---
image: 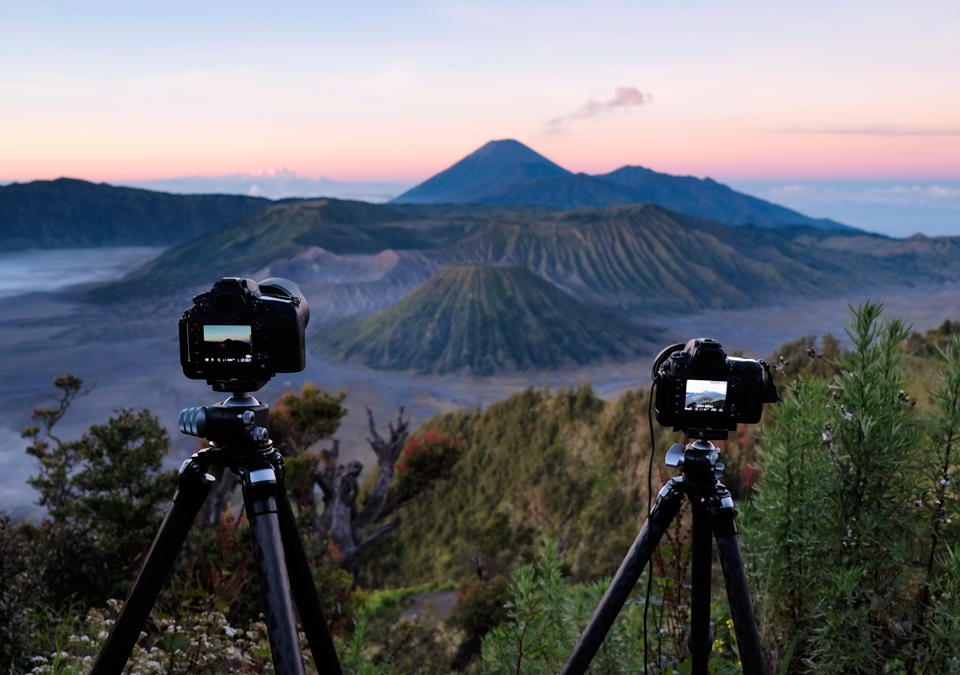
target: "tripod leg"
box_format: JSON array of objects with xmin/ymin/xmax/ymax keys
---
[
  {"xmin": 688, "ymin": 500, "xmax": 714, "ymax": 675},
  {"xmin": 560, "ymin": 478, "xmax": 685, "ymax": 675},
  {"xmin": 90, "ymin": 457, "xmax": 215, "ymax": 675},
  {"xmin": 708, "ymin": 489, "xmax": 768, "ymax": 675},
  {"xmin": 243, "ymin": 465, "xmax": 307, "ymax": 675},
  {"xmin": 275, "ymin": 476, "xmax": 344, "ymax": 675}
]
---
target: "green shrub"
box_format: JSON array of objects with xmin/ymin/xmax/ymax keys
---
[
  {"xmin": 744, "ymin": 302, "xmax": 960, "ymax": 674},
  {"xmin": 392, "ymin": 428, "xmax": 465, "ymax": 505},
  {"xmin": 480, "ymin": 541, "xmax": 744, "ymax": 675}
]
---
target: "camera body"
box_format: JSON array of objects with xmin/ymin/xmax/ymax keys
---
[
  {"xmin": 654, "ymin": 338, "xmax": 778, "ymax": 437},
  {"xmin": 179, "ymin": 277, "xmax": 309, "ymax": 387}
]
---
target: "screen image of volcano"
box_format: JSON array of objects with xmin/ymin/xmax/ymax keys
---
[
  {"xmin": 203, "ymin": 325, "xmax": 253, "ymax": 363},
  {"xmin": 685, "ymin": 379, "xmax": 727, "ymax": 412}
]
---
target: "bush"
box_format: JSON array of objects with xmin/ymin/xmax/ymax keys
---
[
  {"xmin": 392, "ymin": 428, "xmax": 464, "ymax": 504},
  {"xmin": 480, "ymin": 540, "xmax": 743, "ymax": 675},
  {"xmin": 744, "ymin": 302, "xmax": 960, "ymax": 674},
  {"xmin": 19, "ymin": 375, "xmax": 177, "ymax": 608}
]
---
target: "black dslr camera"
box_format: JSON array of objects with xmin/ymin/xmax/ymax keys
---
[
  {"xmin": 653, "ymin": 338, "xmax": 778, "ymax": 439},
  {"xmin": 179, "ymin": 277, "xmax": 309, "ymax": 391}
]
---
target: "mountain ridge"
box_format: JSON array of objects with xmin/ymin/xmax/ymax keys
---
[
  {"xmin": 392, "ymin": 139, "xmax": 855, "ymax": 231},
  {"xmin": 0, "ymin": 178, "xmax": 280, "ymax": 250},
  {"xmin": 84, "ymin": 200, "xmax": 960, "ymax": 320}
]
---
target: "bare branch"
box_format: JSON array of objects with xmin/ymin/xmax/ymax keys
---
[
  {"xmin": 557, "ymin": 503, "xmax": 576, "ymax": 555},
  {"xmin": 354, "ymin": 407, "xmax": 409, "ymax": 535},
  {"xmin": 353, "ymin": 517, "xmax": 401, "ymax": 559},
  {"xmin": 366, "ymin": 406, "xmax": 384, "ymax": 447}
]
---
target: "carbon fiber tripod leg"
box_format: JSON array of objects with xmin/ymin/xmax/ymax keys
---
[
  {"xmin": 243, "ymin": 465, "xmax": 307, "ymax": 675},
  {"xmin": 559, "ymin": 478, "xmax": 685, "ymax": 675},
  {"xmin": 688, "ymin": 500, "xmax": 714, "ymax": 675},
  {"xmin": 276, "ymin": 478, "xmax": 343, "ymax": 675},
  {"xmin": 708, "ymin": 489, "xmax": 768, "ymax": 675},
  {"xmin": 90, "ymin": 457, "xmax": 215, "ymax": 675}
]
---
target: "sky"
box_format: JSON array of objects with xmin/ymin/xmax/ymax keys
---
[
  {"xmin": 1, "ymin": 0, "xmax": 958, "ymax": 235},
  {"xmin": 203, "ymin": 325, "xmax": 252, "ymax": 344}
]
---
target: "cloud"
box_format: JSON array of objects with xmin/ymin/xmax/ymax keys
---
[
  {"xmin": 779, "ymin": 126, "xmax": 960, "ymax": 137},
  {"xmin": 768, "ymin": 184, "xmax": 960, "ymax": 209},
  {"xmin": 546, "ymin": 87, "xmax": 652, "ymax": 133}
]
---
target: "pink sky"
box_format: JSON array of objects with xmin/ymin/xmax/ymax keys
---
[{"xmin": 1, "ymin": 0, "xmax": 958, "ymax": 184}]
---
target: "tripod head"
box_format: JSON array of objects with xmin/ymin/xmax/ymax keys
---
[
  {"xmin": 665, "ymin": 439, "xmax": 725, "ymax": 486},
  {"xmin": 178, "ymin": 389, "xmax": 272, "ymax": 466}
]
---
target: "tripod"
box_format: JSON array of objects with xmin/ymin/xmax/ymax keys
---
[
  {"xmin": 560, "ymin": 437, "xmax": 767, "ymax": 675},
  {"xmin": 90, "ymin": 389, "xmax": 343, "ymax": 675}
]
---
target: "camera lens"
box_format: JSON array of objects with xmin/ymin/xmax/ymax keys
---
[{"xmin": 211, "ymin": 289, "xmax": 246, "ymax": 323}]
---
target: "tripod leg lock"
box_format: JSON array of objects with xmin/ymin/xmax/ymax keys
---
[
  {"xmin": 242, "ymin": 466, "xmax": 281, "ymax": 517},
  {"xmin": 687, "ymin": 634, "xmax": 714, "ymax": 659},
  {"xmin": 705, "ymin": 488, "xmax": 738, "ymax": 538},
  {"xmin": 172, "ymin": 455, "xmax": 216, "ymax": 513},
  {"xmin": 650, "ymin": 478, "xmax": 685, "ymax": 527}
]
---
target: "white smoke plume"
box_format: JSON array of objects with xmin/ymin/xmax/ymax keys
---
[{"xmin": 546, "ymin": 87, "xmax": 652, "ymax": 133}]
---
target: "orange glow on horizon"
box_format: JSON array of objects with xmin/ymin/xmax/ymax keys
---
[{"xmin": 2, "ymin": 128, "xmax": 958, "ymax": 184}]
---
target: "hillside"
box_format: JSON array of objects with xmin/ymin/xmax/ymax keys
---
[
  {"xmin": 316, "ymin": 265, "xmax": 659, "ymax": 375},
  {"xmin": 87, "ymin": 200, "xmax": 960, "ymax": 322},
  {"xmin": 0, "ymin": 178, "xmax": 275, "ymax": 249},
  {"xmin": 361, "ymin": 385, "xmax": 677, "ymax": 585},
  {"xmin": 429, "ymin": 205, "xmax": 880, "ymax": 312},
  {"xmin": 391, "ymin": 139, "xmax": 853, "ymax": 230},
  {"xmin": 82, "ymin": 199, "xmax": 513, "ymax": 301}
]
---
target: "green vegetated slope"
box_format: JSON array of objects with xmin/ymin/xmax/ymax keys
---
[
  {"xmin": 361, "ymin": 316, "xmax": 960, "ymax": 590},
  {"xmin": 86, "ymin": 198, "xmax": 960, "ymax": 315},
  {"xmin": 361, "ymin": 385, "xmax": 680, "ymax": 586},
  {"xmin": 83, "ymin": 199, "xmax": 537, "ymax": 301},
  {"xmin": 316, "ymin": 265, "xmax": 658, "ymax": 375},
  {"xmin": 0, "ymin": 178, "xmax": 274, "ymax": 249},
  {"xmin": 432, "ymin": 205, "xmax": 881, "ymax": 312}
]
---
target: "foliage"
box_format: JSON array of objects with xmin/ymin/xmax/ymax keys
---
[
  {"xmin": 903, "ymin": 319, "xmax": 960, "ymax": 359},
  {"xmin": 20, "ymin": 375, "xmax": 177, "ymax": 607},
  {"xmin": 346, "ymin": 606, "xmax": 459, "ymax": 675},
  {"xmin": 361, "ymin": 385, "xmax": 682, "ymax": 586},
  {"xmin": 0, "ymin": 516, "xmax": 42, "ymax": 672},
  {"xmin": 21, "ymin": 599, "xmax": 283, "ymax": 675},
  {"xmin": 480, "ymin": 540, "xmax": 744, "ymax": 675},
  {"xmin": 743, "ymin": 302, "xmax": 960, "ymax": 674},
  {"xmin": 392, "ymin": 428, "xmax": 465, "ymax": 504},
  {"xmin": 2, "ymin": 376, "xmax": 361, "ymax": 674},
  {"xmin": 449, "ymin": 575, "xmax": 511, "ymax": 639},
  {"xmin": 270, "ymin": 383, "xmax": 347, "ymax": 457},
  {"xmin": 769, "ymin": 333, "xmax": 846, "ymax": 382},
  {"xmin": 13, "ymin": 304, "xmax": 960, "ymax": 674}
]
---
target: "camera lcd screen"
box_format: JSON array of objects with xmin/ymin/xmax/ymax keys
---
[
  {"xmin": 684, "ymin": 379, "xmax": 727, "ymax": 413},
  {"xmin": 203, "ymin": 325, "xmax": 253, "ymax": 364}
]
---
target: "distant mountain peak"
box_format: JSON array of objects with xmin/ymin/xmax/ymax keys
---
[
  {"xmin": 390, "ymin": 140, "xmax": 570, "ymax": 205},
  {"xmin": 391, "ymin": 141, "xmax": 855, "ymax": 230},
  {"xmin": 467, "ymin": 139, "xmax": 565, "ymax": 166}
]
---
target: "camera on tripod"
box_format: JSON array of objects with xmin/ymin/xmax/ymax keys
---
[
  {"xmin": 653, "ymin": 337, "xmax": 779, "ymax": 439},
  {"xmin": 560, "ymin": 339, "xmax": 781, "ymax": 675},
  {"xmin": 178, "ymin": 277, "xmax": 309, "ymax": 391}
]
